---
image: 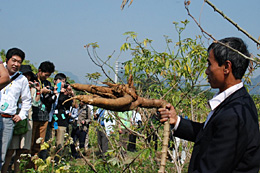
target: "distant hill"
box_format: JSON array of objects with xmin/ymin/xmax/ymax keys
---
[
  {"xmin": 249, "ymin": 75, "xmax": 260, "ymax": 95},
  {"xmin": 60, "ymin": 71, "xmax": 81, "ymax": 83}
]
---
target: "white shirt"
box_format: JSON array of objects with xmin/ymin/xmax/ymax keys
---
[
  {"xmin": 132, "ymin": 110, "xmax": 142, "ymax": 123},
  {"xmin": 174, "ymin": 82, "xmax": 244, "ymax": 130},
  {"xmin": 0, "ymin": 72, "xmax": 32, "ymax": 120},
  {"xmin": 70, "ymin": 107, "xmax": 79, "ymax": 120},
  {"xmin": 102, "ymin": 110, "xmax": 115, "ymax": 136}
]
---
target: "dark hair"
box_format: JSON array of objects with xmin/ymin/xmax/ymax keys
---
[
  {"xmin": 208, "ymin": 37, "xmax": 250, "ymax": 79},
  {"xmin": 54, "ymin": 73, "xmax": 66, "ymax": 81},
  {"xmin": 6, "ymin": 48, "xmax": 25, "ymax": 62},
  {"xmin": 38, "ymin": 61, "xmax": 55, "ymax": 73},
  {"xmin": 20, "ymin": 65, "xmax": 36, "ymax": 81}
]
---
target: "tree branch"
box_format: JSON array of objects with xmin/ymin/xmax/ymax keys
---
[
  {"xmin": 204, "ymin": 0, "xmax": 260, "ymax": 46},
  {"xmin": 184, "ymin": 0, "xmax": 260, "ymax": 64}
]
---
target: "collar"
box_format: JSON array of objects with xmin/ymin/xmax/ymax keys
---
[
  {"xmin": 208, "ymin": 82, "xmax": 243, "ymax": 110},
  {"xmin": 10, "ymin": 71, "xmax": 19, "ymax": 79}
]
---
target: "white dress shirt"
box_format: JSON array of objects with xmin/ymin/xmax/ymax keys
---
[
  {"xmin": 174, "ymin": 82, "xmax": 244, "ymax": 130},
  {"xmin": 0, "ymin": 72, "xmax": 32, "ymax": 120}
]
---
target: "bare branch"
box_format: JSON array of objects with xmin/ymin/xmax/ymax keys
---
[
  {"xmin": 205, "ymin": 0, "xmax": 260, "ymax": 46},
  {"xmin": 121, "ymin": 0, "xmax": 134, "ymax": 10},
  {"xmin": 184, "ymin": 0, "xmax": 260, "ymax": 64}
]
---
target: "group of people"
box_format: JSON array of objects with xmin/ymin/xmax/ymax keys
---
[
  {"xmin": 0, "ymin": 47, "xmax": 80, "ymax": 172},
  {"xmin": 0, "ymin": 36, "xmax": 259, "ymax": 173},
  {"xmin": 0, "ymin": 49, "xmax": 142, "ymax": 172}
]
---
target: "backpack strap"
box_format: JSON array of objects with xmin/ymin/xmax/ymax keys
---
[{"xmin": 11, "ymin": 72, "xmax": 21, "ymax": 82}]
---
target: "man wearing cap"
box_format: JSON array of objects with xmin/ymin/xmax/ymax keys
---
[{"xmin": 0, "ymin": 48, "xmax": 32, "ymax": 169}]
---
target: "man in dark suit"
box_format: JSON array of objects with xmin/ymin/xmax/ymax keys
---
[{"xmin": 159, "ymin": 37, "xmax": 260, "ymax": 172}]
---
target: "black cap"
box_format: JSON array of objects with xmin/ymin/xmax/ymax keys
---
[{"xmin": 20, "ymin": 65, "xmax": 36, "ymax": 81}]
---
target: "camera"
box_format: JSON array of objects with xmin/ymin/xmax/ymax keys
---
[
  {"xmin": 49, "ymin": 86, "xmax": 54, "ymax": 91},
  {"xmin": 44, "ymin": 86, "xmax": 55, "ymax": 98},
  {"xmin": 30, "ymin": 83, "xmax": 37, "ymax": 87},
  {"xmin": 64, "ymin": 82, "xmax": 69, "ymax": 89}
]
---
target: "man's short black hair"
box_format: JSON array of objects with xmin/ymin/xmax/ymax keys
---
[
  {"xmin": 54, "ymin": 73, "xmax": 66, "ymax": 81},
  {"xmin": 38, "ymin": 61, "xmax": 55, "ymax": 73},
  {"xmin": 208, "ymin": 37, "xmax": 250, "ymax": 79},
  {"xmin": 6, "ymin": 48, "xmax": 25, "ymax": 62}
]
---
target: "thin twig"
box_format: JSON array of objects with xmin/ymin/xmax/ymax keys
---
[
  {"xmin": 184, "ymin": 0, "xmax": 260, "ymax": 64},
  {"xmin": 122, "ymin": 149, "xmax": 145, "ymax": 173},
  {"xmin": 85, "ymin": 46, "xmax": 116, "ymax": 83},
  {"xmin": 205, "ymin": 0, "xmax": 260, "ymax": 46},
  {"xmin": 78, "ymin": 149, "xmax": 98, "ymax": 173}
]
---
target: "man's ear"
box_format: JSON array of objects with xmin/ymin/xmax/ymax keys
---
[{"xmin": 224, "ymin": 60, "xmax": 232, "ymax": 75}]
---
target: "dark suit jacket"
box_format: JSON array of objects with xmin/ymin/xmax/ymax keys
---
[{"xmin": 174, "ymin": 87, "xmax": 260, "ymax": 173}]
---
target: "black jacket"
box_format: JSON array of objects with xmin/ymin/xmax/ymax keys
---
[
  {"xmin": 53, "ymin": 93, "xmax": 72, "ymax": 127},
  {"xmin": 174, "ymin": 87, "xmax": 260, "ymax": 173}
]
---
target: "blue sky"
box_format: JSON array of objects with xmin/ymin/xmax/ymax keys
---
[{"xmin": 0, "ymin": 0, "xmax": 259, "ymax": 83}]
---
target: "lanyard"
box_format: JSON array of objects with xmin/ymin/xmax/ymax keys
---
[
  {"xmin": 3, "ymin": 72, "xmax": 21, "ymax": 95},
  {"xmin": 38, "ymin": 79, "xmax": 45, "ymax": 90},
  {"xmin": 3, "ymin": 81, "xmax": 13, "ymax": 95}
]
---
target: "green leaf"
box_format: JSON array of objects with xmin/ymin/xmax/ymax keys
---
[{"xmin": 165, "ymin": 59, "xmax": 170, "ymax": 69}]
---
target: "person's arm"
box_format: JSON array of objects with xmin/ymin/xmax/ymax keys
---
[
  {"xmin": 34, "ymin": 81, "xmax": 41, "ymax": 102},
  {"xmin": 0, "ymin": 62, "xmax": 10, "ymax": 90},
  {"xmin": 86, "ymin": 105, "xmax": 91, "ymax": 124},
  {"xmin": 29, "ymin": 81, "xmax": 41, "ymax": 102},
  {"xmin": 13, "ymin": 78, "xmax": 32, "ymax": 122},
  {"xmin": 158, "ymin": 103, "xmax": 202, "ymax": 142}
]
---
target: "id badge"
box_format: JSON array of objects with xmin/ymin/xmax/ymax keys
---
[
  {"xmin": 41, "ymin": 104, "xmax": 46, "ymax": 111},
  {"xmin": 1, "ymin": 102, "xmax": 9, "ymax": 111},
  {"xmin": 61, "ymin": 114, "xmax": 66, "ymax": 120},
  {"xmin": 54, "ymin": 122, "xmax": 58, "ymax": 130},
  {"xmin": 53, "ymin": 114, "xmax": 58, "ymax": 121}
]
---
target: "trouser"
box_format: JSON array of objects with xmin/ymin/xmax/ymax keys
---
[
  {"xmin": 31, "ymin": 121, "xmax": 48, "ymax": 156},
  {"xmin": 0, "ymin": 117, "xmax": 14, "ymax": 168},
  {"xmin": 127, "ymin": 133, "xmax": 137, "ymax": 152},
  {"xmin": 52, "ymin": 126, "xmax": 67, "ymax": 153},
  {"xmin": 119, "ymin": 129, "xmax": 129, "ymax": 151},
  {"xmin": 2, "ymin": 149, "xmax": 30, "ymax": 173},
  {"xmin": 70, "ymin": 127, "xmax": 87, "ymax": 158},
  {"xmin": 39, "ymin": 122, "xmax": 53, "ymax": 160},
  {"xmin": 97, "ymin": 128, "xmax": 108, "ymax": 155}
]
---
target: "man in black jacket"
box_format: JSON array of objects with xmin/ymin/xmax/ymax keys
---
[
  {"xmin": 159, "ymin": 37, "xmax": 260, "ymax": 172},
  {"xmin": 50, "ymin": 73, "xmax": 73, "ymax": 153},
  {"xmin": 31, "ymin": 61, "xmax": 55, "ymax": 157}
]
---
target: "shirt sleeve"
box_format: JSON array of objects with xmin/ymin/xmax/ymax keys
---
[
  {"xmin": 171, "ymin": 116, "xmax": 181, "ymax": 131},
  {"xmin": 31, "ymin": 88, "xmax": 41, "ymax": 107},
  {"xmin": 18, "ymin": 78, "xmax": 32, "ymax": 120}
]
